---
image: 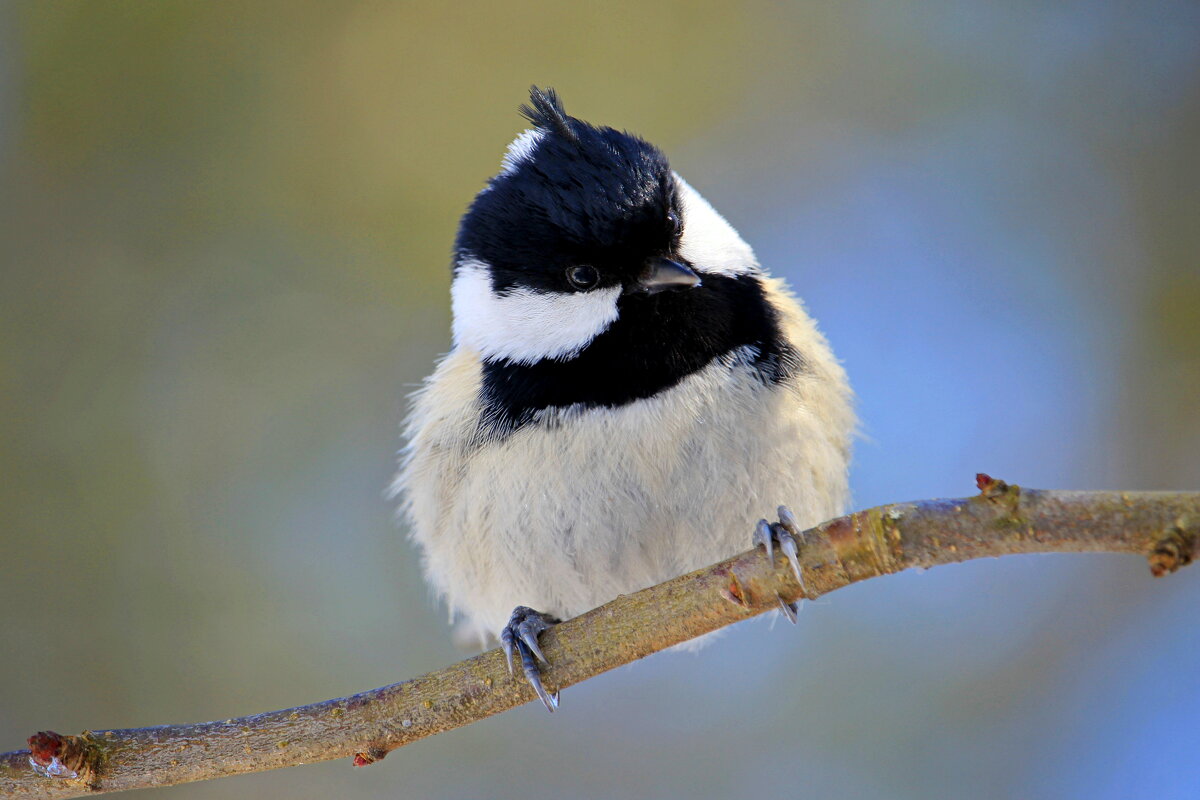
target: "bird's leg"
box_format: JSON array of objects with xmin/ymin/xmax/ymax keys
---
[
  {"xmin": 752, "ymin": 505, "xmax": 808, "ymax": 623},
  {"xmin": 499, "ymin": 605, "xmax": 561, "ymax": 711}
]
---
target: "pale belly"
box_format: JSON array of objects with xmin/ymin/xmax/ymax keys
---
[{"xmin": 412, "ymin": 357, "xmax": 850, "ymax": 639}]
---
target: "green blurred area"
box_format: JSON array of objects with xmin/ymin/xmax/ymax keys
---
[
  {"xmin": 0, "ymin": 0, "xmax": 767, "ymax": 783},
  {"xmin": 2, "ymin": 2, "xmax": 1198, "ymax": 799}
]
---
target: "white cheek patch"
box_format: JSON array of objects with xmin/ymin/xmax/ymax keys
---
[
  {"xmin": 451, "ymin": 259, "xmax": 621, "ymax": 365},
  {"xmin": 499, "ymin": 129, "xmax": 545, "ymax": 175},
  {"xmin": 674, "ymin": 173, "xmax": 759, "ymax": 277}
]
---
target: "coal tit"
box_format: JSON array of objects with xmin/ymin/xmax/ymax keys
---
[{"xmin": 396, "ymin": 88, "xmax": 853, "ymax": 709}]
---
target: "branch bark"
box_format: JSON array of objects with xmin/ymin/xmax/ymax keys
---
[{"xmin": 3, "ymin": 477, "xmax": 1197, "ymax": 798}]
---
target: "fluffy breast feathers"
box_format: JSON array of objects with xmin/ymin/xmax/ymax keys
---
[{"xmin": 396, "ymin": 277, "xmax": 853, "ymax": 639}]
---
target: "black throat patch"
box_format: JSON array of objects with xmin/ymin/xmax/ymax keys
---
[{"xmin": 478, "ymin": 274, "xmax": 801, "ymax": 438}]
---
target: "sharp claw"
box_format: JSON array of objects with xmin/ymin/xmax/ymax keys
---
[
  {"xmin": 757, "ymin": 510, "xmax": 808, "ymax": 629},
  {"xmin": 532, "ymin": 677, "xmax": 557, "ymax": 712},
  {"xmin": 520, "ymin": 627, "xmax": 548, "ymax": 664},
  {"xmin": 520, "ymin": 643, "xmax": 557, "ymax": 712},
  {"xmin": 516, "ymin": 613, "xmax": 551, "ymax": 663},
  {"xmin": 754, "ymin": 518, "xmax": 774, "ymax": 562},
  {"xmin": 779, "ymin": 506, "xmax": 808, "ymax": 546},
  {"xmin": 775, "ymin": 524, "xmax": 806, "ymax": 591},
  {"xmin": 500, "ymin": 632, "xmax": 516, "ymax": 675},
  {"xmin": 777, "ymin": 593, "xmax": 799, "ymax": 624},
  {"xmin": 528, "ymin": 679, "xmax": 557, "ymax": 712},
  {"xmin": 501, "ymin": 607, "xmax": 559, "ymax": 711}
]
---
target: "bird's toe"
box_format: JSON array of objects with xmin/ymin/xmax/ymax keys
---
[{"xmin": 499, "ymin": 606, "xmax": 561, "ymax": 711}]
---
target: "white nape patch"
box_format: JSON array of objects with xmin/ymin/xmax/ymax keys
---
[
  {"xmin": 674, "ymin": 173, "xmax": 759, "ymax": 277},
  {"xmin": 499, "ymin": 129, "xmax": 545, "ymax": 175},
  {"xmin": 451, "ymin": 259, "xmax": 621, "ymax": 365}
]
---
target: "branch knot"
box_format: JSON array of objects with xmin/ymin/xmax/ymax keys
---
[
  {"xmin": 1149, "ymin": 515, "xmax": 1197, "ymax": 577},
  {"xmin": 27, "ymin": 731, "xmax": 104, "ymax": 788}
]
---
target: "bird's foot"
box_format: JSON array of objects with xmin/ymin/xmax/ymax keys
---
[
  {"xmin": 499, "ymin": 605, "xmax": 561, "ymax": 712},
  {"xmin": 753, "ymin": 505, "xmax": 808, "ymax": 624}
]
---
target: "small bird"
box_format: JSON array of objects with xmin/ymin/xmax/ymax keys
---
[{"xmin": 396, "ymin": 87, "xmax": 853, "ymax": 710}]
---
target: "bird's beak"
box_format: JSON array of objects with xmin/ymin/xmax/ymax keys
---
[{"xmin": 633, "ymin": 257, "xmax": 702, "ymax": 294}]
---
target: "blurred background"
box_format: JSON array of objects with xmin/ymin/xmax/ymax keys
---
[{"xmin": 2, "ymin": 2, "xmax": 1198, "ymax": 798}]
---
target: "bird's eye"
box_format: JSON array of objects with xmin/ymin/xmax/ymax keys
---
[
  {"xmin": 565, "ymin": 264, "xmax": 600, "ymax": 291},
  {"xmin": 667, "ymin": 210, "xmax": 683, "ymax": 238}
]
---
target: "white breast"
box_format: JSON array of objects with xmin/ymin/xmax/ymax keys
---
[{"xmin": 400, "ymin": 277, "xmax": 854, "ymax": 643}]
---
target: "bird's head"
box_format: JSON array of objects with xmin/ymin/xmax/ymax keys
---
[{"xmin": 451, "ymin": 87, "xmax": 759, "ymax": 367}]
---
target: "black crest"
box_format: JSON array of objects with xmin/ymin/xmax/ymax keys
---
[
  {"xmin": 518, "ymin": 86, "xmax": 578, "ymax": 143},
  {"xmin": 457, "ymin": 87, "xmax": 677, "ymax": 295},
  {"xmin": 458, "ymin": 88, "xmax": 799, "ymax": 438}
]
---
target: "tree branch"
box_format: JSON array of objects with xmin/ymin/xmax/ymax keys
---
[{"xmin": 3, "ymin": 477, "xmax": 1197, "ymax": 798}]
